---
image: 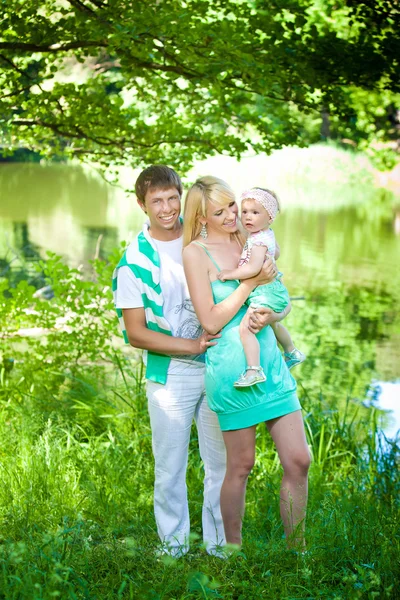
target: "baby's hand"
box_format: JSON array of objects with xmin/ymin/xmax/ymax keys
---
[{"xmin": 217, "ymin": 270, "xmax": 230, "ymax": 282}]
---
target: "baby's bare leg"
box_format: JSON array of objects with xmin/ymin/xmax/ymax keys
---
[
  {"xmin": 239, "ymin": 308, "xmax": 261, "ymax": 377},
  {"xmin": 271, "ymin": 322, "xmax": 295, "ymax": 354}
]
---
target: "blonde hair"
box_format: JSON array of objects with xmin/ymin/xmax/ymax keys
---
[{"xmin": 183, "ymin": 176, "xmax": 245, "ymax": 247}]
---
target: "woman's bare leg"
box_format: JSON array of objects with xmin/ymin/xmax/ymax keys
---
[
  {"xmin": 271, "ymin": 321, "xmax": 295, "ymax": 353},
  {"xmin": 239, "ymin": 308, "xmax": 261, "ymax": 379},
  {"xmin": 220, "ymin": 426, "xmax": 256, "ymax": 545},
  {"xmin": 266, "ymin": 411, "xmax": 311, "ymax": 549}
]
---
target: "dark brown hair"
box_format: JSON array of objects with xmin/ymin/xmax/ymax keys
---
[{"xmin": 135, "ymin": 165, "xmax": 183, "ymax": 204}]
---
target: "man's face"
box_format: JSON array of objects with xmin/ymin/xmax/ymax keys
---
[{"xmin": 140, "ymin": 187, "xmax": 182, "ymax": 239}]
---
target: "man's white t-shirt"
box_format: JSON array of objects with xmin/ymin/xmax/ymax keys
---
[{"xmin": 116, "ymin": 235, "xmax": 204, "ymax": 375}]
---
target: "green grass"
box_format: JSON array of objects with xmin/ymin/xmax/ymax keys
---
[{"xmin": 0, "ymin": 362, "xmax": 398, "ymax": 600}]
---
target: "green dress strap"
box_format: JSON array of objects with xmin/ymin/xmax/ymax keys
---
[{"xmin": 192, "ymin": 241, "xmax": 221, "ymax": 272}]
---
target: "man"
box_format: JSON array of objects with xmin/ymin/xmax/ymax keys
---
[{"xmin": 113, "ymin": 165, "xmax": 283, "ymax": 557}]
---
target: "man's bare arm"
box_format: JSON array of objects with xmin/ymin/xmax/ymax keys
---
[{"xmin": 122, "ymin": 307, "xmax": 219, "ymax": 354}]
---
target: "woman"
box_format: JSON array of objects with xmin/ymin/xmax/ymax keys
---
[{"xmin": 182, "ymin": 176, "xmax": 310, "ymax": 549}]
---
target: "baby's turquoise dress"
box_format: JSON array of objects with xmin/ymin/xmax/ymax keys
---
[{"xmin": 198, "ymin": 245, "xmax": 301, "ymax": 431}]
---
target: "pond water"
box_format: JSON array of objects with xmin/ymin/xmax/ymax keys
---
[{"xmin": 1, "ymin": 146, "xmax": 399, "ymax": 437}]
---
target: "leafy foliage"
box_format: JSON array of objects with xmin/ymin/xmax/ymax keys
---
[
  {"xmin": 0, "ymin": 249, "xmax": 132, "ymax": 419},
  {"xmin": 0, "ymin": 0, "xmax": 399, "ymax": 172}
]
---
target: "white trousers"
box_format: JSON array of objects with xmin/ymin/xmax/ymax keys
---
[{"xmin": 146, "ymin": 368, "xmax": 226, "ymax": 556}]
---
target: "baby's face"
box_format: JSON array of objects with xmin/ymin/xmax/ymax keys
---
[{"xmin": 241, "ymin": 199, "xmax": 271, "ymax": 233}]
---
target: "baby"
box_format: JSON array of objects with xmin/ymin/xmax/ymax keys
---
[{"xmin": 217, "ymin": 187, "xmax": 306, "ymax": 387}]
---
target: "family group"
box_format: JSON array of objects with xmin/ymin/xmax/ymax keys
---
[{"xmin": 113, "ymin": 165, "xmax": 310, "ymax": 557}]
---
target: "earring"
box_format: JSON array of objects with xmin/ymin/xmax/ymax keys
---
[{"xmin": 200, "ymin": 223, "xmax": 208, "ymax": 239}]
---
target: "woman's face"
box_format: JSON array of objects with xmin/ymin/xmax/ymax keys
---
[{"xmin": 205, "ymin": 200, "xmax": 239, "ymax": 235}]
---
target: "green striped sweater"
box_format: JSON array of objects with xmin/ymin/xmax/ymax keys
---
[{"xmin": 112, "ymin": 223, "xmax": 172, "ymax": 384}]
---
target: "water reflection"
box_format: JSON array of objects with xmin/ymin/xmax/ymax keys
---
[
  {"xmin": 0, "ymin": 163, "xmax": 109, "ymax": 222},
  {"xmin": 0, "ymin": 163, "xmax": 144, "ymax": 265},
  {"xmin": 273, "ymin": 205, "xmax": 400, "ymax": 294},
  {"xmin": 394, "ymin": 209, "xmax": 400, "ymax": 235},
  {"xmin": 12, "ymin": 223, "xmax": 40, "ymax": 259},
  {"xmin": 83, "ymin": 226, "xmax": 119, "ymax": 261},
  {"xmin": 368, "ymin": 381, "xmax": 400, "ymax": 440},
  {"xmin": 0, "ymin": 222, "xmax": 45, "ymax": 290}
]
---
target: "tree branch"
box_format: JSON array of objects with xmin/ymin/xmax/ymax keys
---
[
  {"xmin": 12, "ymin": 119, "xmax": 123, "ymax": 147},
  {"xmin": 66, "ymin": 0, "xmax": 96, "ymax": 15},
  {"xmin": 0, "ymin": 85, "xmax": 32, "ymax": 99},
  {"xmin": 87, "ymin": 0, "xmax": 107, "ymax": 8},
  {"xmin": 0, "ymin": 41, "xmax": 107, "ymax": 53},
  {"xmin": 11, "ymin": 119, "xmax": 222, "ymax": 152},
  {"xmin": 0, "ymin": 54, "xmax": 34, "ymax": 80}
]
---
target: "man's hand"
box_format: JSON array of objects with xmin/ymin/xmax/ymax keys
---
[
  {"xmin": 196, "ymin": 331, "xmax": 221, "ymax": 353},
  {"xmin": 248, "ymin": 303, "xmax": 292, "ymax": 333}
]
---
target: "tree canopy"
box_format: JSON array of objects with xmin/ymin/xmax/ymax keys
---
[{"xmin": 0, "ymin": 0, "xmax": 399, "ymax": 173}]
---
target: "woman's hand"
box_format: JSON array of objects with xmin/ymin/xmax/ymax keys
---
[
  {"xmin": 248, "ymin": 302, "xmax": 292, "ymax": 333},
  {"xmin": 242, "ymin": 257, "xmax": 277, "ymax": 291}
]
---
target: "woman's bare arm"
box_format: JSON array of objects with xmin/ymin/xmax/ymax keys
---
[
  {"xmin": 183, "ymin": 243, "xmax": 273, "ymax": 334},
  {"xmin": 217, "ymin": 245, "xmax": 267, "ymax": 281}
]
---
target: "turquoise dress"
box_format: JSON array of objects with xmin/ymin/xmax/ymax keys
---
[{"xmin": 197, "ymin": 244, "xmax": 301, "ymax": 431}]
